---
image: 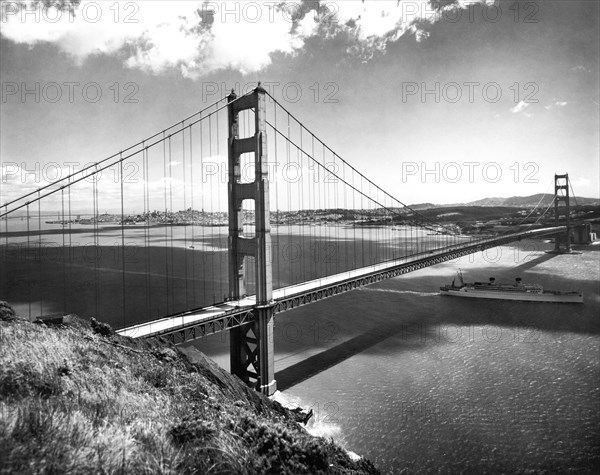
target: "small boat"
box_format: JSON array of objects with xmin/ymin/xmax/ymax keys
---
[{"xmin": 440, "ymin": 270, "xmax": 583, "ymax": 303}]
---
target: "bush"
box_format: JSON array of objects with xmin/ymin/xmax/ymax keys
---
[
  {"xmin": 1, "ymin": 315, "xmax": 379, "ymax": 474},
  {"xmin": 171, "ymin": 416, "xmax": 217, "ymax": 444},
  {"xmin": 0, "ymin": 362, "xmax": 61, "ymax": 399},
  {"xmin": 90, "ymin": 317, "xmax": 113, "ymax": 337},
  {"xmin": 0, "ymin": 301, "xmax": 16, "ymax": 322}
]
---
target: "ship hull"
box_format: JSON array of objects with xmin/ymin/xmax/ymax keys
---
[{"xmin": 440, "ymin": 288, "xmax": 583, "ymax": 303}]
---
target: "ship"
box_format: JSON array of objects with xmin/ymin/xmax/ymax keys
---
[{"xmin": 440, "ymin": 270, "xmax": 583, "ymax": 303}]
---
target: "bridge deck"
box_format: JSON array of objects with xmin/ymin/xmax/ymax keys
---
[{"xmin": 117, "ymin": 226, "xmax": 565, "ymax": 341}]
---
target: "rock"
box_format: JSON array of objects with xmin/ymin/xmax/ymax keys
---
[
  {"xmin": 0, "ymin": 301, "xmax": 16, "ymax": 321},
  {"xmin": 153, "ymin": 347, "xmax": 178, "ymax": 362},
  {"xmin": 34, "ymin": 315, "xmax": 64, "ymax": 326},
  {"xmin": 290, "ymin": 406, "xmax": 314, "ymax": 425}
]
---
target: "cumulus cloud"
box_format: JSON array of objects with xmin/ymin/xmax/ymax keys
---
[
  {"xmin": 544, "ymin": 100, "xmax": 568, "ymax": 110},
  {"xmin": 1, "ymin": 1, "xmax": 213, "ymax": 75},
  {"xmin": 1, "ymin": 162, "xmax": 73, "ymax": 207},
  {"xmin": 510, "ymin": 101, "xmax": 529, "ymax": 114},
  {"xmin": 0, "ymin": 1, "xmax": 489, "ymax": 77}
]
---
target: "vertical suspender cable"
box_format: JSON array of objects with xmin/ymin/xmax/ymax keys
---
[
  {"xmin": 200, "ymin": 120, "xmax": 206, "ymax": 305},
  {"xmin": 37, "ymin": 193, "xmax": 42, "ymax": 316},
  {"xmin": 274, "ymin": 101, "xmax": 280, "ymax": 288},
  {"xmin": 93, "ymin": 166, "xmax": 98, "ymax": 318},
  {"xmin": 27, "ymin": 204, "xmax": 31, "ymax": 319},
  {"xmin": 208, "ymin": 113, "xmax": 215, "ymax": 303},
  {"xmin": 61, "ymin": 188, "xmax": 66, "ymax": 314},
  {"xmin": 190, "ymin": 125, "xmax": 196, "ymax": 307},
  {"xmin": 168, "ymin": 136, "xmax": 174, "ymax": 312},
  {"xmin": 120, "ymin": 155, "xmax": 126, "ymax": 326},
  {"xmin": 68, "ymin": 175, "xmax": 72, "ymax": 308},
  {"xmin": 143, "ymin": 144, "xmax": 151, "ymax": 319},
  {"xmin": 163, "ymin": 133, "xmax": 169, "ymax": 314},
  {"xmin": 182, "ymin": 123, "xmax": 189, "ymax": 307}
]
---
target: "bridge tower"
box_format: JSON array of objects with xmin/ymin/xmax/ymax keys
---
[
  {"xmin": 554, "ymin": 173, "xmax": 571, "ymax": 253},
  {"xmin": 227, "ymin": 84, "xmax": 276, "ymax": 395}
]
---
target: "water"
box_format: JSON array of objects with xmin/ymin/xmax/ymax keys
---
[
  {"xmin": 3, "ymin": 220, "xmax": 599, "ymax": 471},
  {"xmin": 0, "ymin": 221, "xmax": 456, "ymax": 325},
  {"xmin": 192, "ymin": 240, "xmax": 600, "ymax": 473}
]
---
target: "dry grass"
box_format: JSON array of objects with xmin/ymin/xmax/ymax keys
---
[{"xmin": 0, "ymin": 309, "xmax": 379, "ymax": 474}]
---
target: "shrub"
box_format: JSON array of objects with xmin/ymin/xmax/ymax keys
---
[
  {"xmin": 90, "ymin": 318, "xmax": 113, "ymax": 337},
  {"xmin": 0, "ymin": 301, "xmax": 16, "ymax": 322},
  {"xmin": 171, "ymin": 416, "xmax": 217, "ymax": 444},
  {"xmin": 0, "ymin": 362, "xmax": 61, "ymax": 399}
]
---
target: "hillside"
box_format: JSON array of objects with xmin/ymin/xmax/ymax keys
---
[
  {"xmin": 467, "ymin": 194, "xmax": 599, "ymax": 208},
  {"xmin": 409, "ymin": 194, "xmax": 599, "ymax": 209},
  {"xmin": 0, "ymin": 302, "xmax": 379, "ymax": 474}
]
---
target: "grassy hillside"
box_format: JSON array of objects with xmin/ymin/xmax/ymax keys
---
[{"xmin": 0, "ymin": 302, "xmax": 378, "ymax": 474}]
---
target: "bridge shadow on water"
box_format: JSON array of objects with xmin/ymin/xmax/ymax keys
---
[
  {"xmin": 509, "ymin": 250, "xmax": 559, "ymax": 273},
  {"xmin": 276, "ymin": 318, "xmax": 423, "ymax": 391},
  {"xmin": 275, "ymin": 247, "xmax": 600, "ymax": 390}
]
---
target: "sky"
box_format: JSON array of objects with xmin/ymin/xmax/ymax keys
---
[{"xmin": 1, "ymin": 0, "xmax": 599, "ymax": 212}]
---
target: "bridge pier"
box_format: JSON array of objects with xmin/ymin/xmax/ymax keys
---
[
  {"xmin": 553, "ymin": 173, "xmax": 572, "ymax": 253},
  {"xmin": 227, "ymin": 84, "xmax": 276, "ymax": 395},
  {"xmin": 229, "ymin": 305, "xmax": 276, "ymax": 394}
]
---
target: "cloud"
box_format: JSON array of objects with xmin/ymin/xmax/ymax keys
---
[
  {"xmin": 0, "ymin": 1, "xmax": 489, "ymax": 77},
  {"xmin": 1, "ymin": 1, "xmax": 212, "ymax": 74},
  {"xmin": 1, "ymin": 162, "xmax": 81, "ymax": 208},
  {"xmin": 571, "ymin": 65, "xmax": 588, "ymax": 73},
  {"xmin": 568, "ymin": 177, "xmax": 597, "ymax": 198},
  {"xmin": 544, "ymin": 100, "xmax": 568, "ymax": 110},
  {"xmin": 571, "ymin": 177, "xmax": 590, "ymax": 188},
  {"xmin": 510, "ymin": 101, "xmax": 529, "ymax": 114}
]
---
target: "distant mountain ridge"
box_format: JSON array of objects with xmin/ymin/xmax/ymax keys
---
[{"xmin": 411, "ymin": 194, "xmax": 599, "ymax": 209}]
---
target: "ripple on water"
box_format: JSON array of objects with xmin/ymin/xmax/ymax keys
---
[{"xmin": 283, "ymin": 245, "xmax": 600, "ymax": 473}]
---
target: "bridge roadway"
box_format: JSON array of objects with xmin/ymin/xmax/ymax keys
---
[{"xmin": 117, "ymin": 226, "xmax": 566, "ymax": 343}]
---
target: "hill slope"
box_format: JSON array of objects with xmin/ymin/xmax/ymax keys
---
[
  {"xmin": 0, "ymin": 303, "xmax": 378, "ymax": 474},
  {"xmin": 467, "ymin": 194, "xmax": 599, "ymax": 208},
  {"xmin": 410, "ymin": 194, "xmax": 599, "ymax": 209}
]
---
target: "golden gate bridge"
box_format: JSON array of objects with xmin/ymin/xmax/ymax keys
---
[{"xmin": 0, "ymin": 83, "xmax": 572, "ymax": 395}]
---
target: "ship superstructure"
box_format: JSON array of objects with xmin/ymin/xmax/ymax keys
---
[{"xmin": 440, "ymin": 270, "xmax": 583, "ymax": 303}]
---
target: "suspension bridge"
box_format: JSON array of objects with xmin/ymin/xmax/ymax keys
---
[{"xmin": 0, "ymin": 84, "xmax": 573, "ymax": 395}]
